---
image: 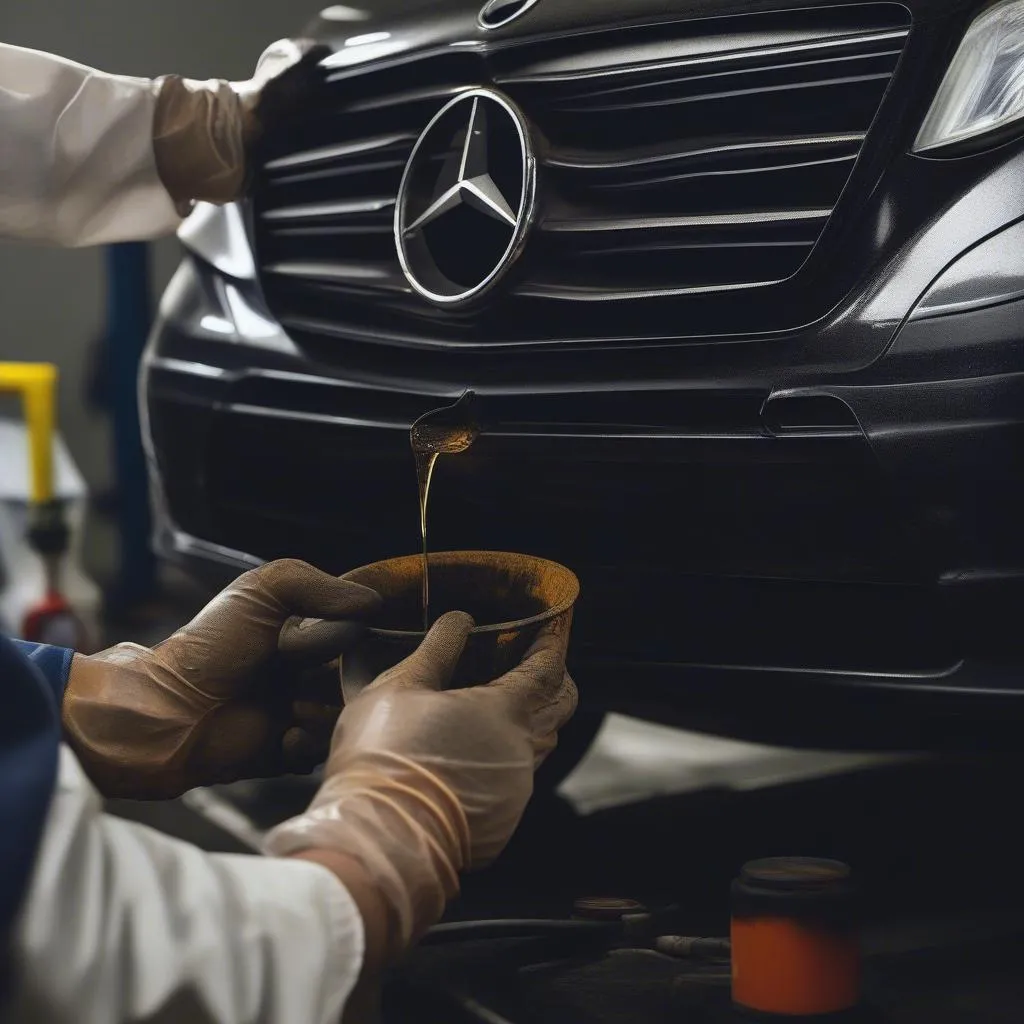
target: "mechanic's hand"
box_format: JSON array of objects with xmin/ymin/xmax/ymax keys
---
[
  {"xmin": 235, "ymin": 39, "xmax": 334, "ymax": 146},
  {"xmin": 264, "ymin": 611, "xmax": 577, "ymax": 956},
  {"xmin": 63, "ymin": 559, "xmax": 380, "ymax": 800},
  {"xmin": 152, "ymin": 38, "xmax": 331, "ymax": 209}
]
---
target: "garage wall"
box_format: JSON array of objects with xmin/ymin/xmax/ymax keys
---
[{"xmin": 0, "ymin": 1, "xmax": 317, "ymax": 495}]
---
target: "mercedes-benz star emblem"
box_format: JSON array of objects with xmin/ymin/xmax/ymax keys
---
[{"xmin": 395, "ymin": 89, "xmax": 536, "ymax": 306}]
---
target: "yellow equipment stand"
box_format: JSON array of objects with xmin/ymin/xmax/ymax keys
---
[
  {"xmin": 0, "ymin": 362, "xmax": 58, "ymax": 505},
  {"xmin": 0, "ymin": 362, "xmax": 87, "ymax": 646}
]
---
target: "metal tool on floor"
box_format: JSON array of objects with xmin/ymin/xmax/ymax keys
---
[{"xmin": 0, "ymin": 362, "xmax": 90, "ymax": 648}]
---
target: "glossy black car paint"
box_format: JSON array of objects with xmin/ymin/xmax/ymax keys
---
[{"xmin": 144, "ymin": 0, "xmax": 1024, "ymax": 748}]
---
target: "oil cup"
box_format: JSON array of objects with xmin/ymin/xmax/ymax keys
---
[{"xmin": 339, "ymin": 550, "xmax": 579, "ymax": 699}]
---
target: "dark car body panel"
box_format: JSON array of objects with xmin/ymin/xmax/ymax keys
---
[{"xmin": 144, "ymin": 0, "xmax": 1024, "ymax": 747}]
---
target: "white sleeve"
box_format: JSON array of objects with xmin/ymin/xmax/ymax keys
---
[
  {"xmin": 0, "ymin": 42, "xmax": 183, "ymax": 246},
  {"xmin": 6, "ymin": 746, "xmax": 364, "ymax": 1024}
]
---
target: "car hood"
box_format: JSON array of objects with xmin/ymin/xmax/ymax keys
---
[{"xmin": 307, "ymin": 0, "xmax": 974, "ymax": 67}]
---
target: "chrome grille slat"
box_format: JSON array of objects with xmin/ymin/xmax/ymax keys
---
[
  {"xmin": 547, "ymin": 49, "xmax": 904, "ymax": 103},
  {"xmin": 544, "ymin": 134, "xmax": 865, "ymax": 173},
  {"xmin": 593, "ymin": 154, "xmax": 860, "ymax": 192},
  {"xmin": 264, "ymin": 133, "xmax": 416, "ymax": 171},
  {"xmin": 253, "ymin": 4, "xmax": 911, "ymax": 346},
  {"xmin": 554, "ymin": 69, "xmax": 896, "ymax": 114},
  {"xmin": 277, "ymin": 277, "xmax": 410, "ymax": 299},
  {"xmin": 264, "ymin": 261, "xmax": 404, "ymax": 285},
  {"xmin": 515, "ymin": 277, "xmax": 786, "ymax": 302},
  {"xmin": 541, "ymin": 209, "xmax": 832, "ymax": 233},
  {"xmin": 260, "ymin": 197, "xmax": 395, "ymax": 222},
  {"xmin": 495, "ymin": 28, "xmax": 909, "ymax": 86},
  {"xmin": 266, "ymin": 224, "xmax": 396, "ymax": 238},
  {"xmin": 268, "ymin": 160, "xmax": 410, "ymax": 188},
  {"xmin": 583, "ymin": 240, "xmax": 814, "ymax": 254}
]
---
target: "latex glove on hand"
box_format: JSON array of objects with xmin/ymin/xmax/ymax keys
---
[
  {"xmin": 63, "ymin": 559, "xmax": 381, "ymax": 800},
  {"xmin": 152, "ymin": 38, "xmax": 330, "ymax": 210},
  {"xmin": 264, "ymin": 611, "xmax": 578, "ymax": 958}
]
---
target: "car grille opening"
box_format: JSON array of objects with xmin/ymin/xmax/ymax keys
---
[{"xmin": 252, "ymin": 4, "xmax": 910, "ymax": 349}]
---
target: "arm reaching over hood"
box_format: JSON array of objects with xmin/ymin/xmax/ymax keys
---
[{"xmin": 0, "ymin": 40, "xmax": 327, "ymax": 247}]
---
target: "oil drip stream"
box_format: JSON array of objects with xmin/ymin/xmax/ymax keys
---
[{"xmin": 410, "ymin": 392, "xmax": 478, "ymax": 630}]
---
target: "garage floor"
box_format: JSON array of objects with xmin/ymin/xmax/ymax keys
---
[
  {"xmin": 399, "ymin": 753, "xmax": 1024, "ymax": 1024},
  {"xmin": 105, "ymin": 712, "xmax": 1024, "ymax": 1022}
]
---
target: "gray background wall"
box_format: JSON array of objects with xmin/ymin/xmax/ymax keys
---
[{"xmin": 0, "ymin": 1, "xmax": 314, "ymax": 507}]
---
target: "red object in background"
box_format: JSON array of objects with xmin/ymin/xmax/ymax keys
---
[
  {"xmin": 732, "ymin": 915, "xmax": 860, "ymax": 1016},
  {"xmin": 731, "ymin": 858, "xmax": 860, "ymax": 1018},
  {"xmin": 22, "ymin": 590, "xmax": 89, "ymax": 649}
]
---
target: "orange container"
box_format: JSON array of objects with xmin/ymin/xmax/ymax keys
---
[{"xmin": 731, "ymin": 858, "xmax": 859, "ymax": 1017}]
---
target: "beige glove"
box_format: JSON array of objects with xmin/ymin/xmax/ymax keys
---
[
  {"xmin": 63, "ymin": 559, "xmax": 380, "ymax": 800},
  {"xmin": 152, "ymin": 38, "xmax": 330, "ymax": 210},
  {"xmin": 263, "ymin": 611, "xmax": 577, "ymax": 957}
]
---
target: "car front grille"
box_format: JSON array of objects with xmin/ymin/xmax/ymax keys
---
[{"xmin": 252, "ymin": 4, "xmax": 910, "ymax": 349}]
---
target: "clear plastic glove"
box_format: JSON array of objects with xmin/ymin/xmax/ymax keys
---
[
  {"xmin": 263, "ymin": 610, "xmax": 577, "ymax": 957},
  {"xmin": 63, "ymin": 559, "xmax": 381, "ymax": 800},
  {"xmin": 152, "ymin": 38, "xmax": 330, "ymax": 209}
]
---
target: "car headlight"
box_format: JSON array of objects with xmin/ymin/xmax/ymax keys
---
[
  {"xmin": 915, "ymin": 0, "xmax": 1024, "ymax": 154},
  {"xmin": 177, "ymin": 202, "xmax": 256, "ymax": 280}
]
